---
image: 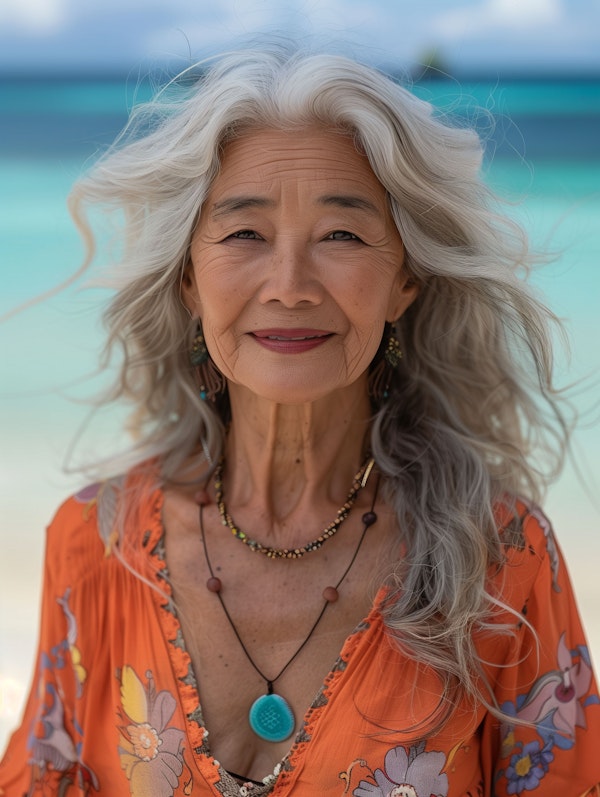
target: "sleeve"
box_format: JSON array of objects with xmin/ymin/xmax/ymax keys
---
[
  {"xmin": 480, "ymin": 508, "xmax": 600, "ymax": 796},
  {"xmin": 0, "ymin": 507, "xmax": 98, "ymax": 795}
]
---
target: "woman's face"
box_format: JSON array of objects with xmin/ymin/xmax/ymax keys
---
[{"xmin": 184, "ymin": 127, "xmax": 417, "ymax": 405}]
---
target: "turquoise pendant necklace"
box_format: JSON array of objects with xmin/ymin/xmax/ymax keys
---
[{"xmin": 198, "ymin": 468, "xmax": 379, "ymax": 743}]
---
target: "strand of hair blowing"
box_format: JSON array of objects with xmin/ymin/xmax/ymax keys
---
[{"xmin": 67, "ymin": 46, "xmax": 572, "ymax": 732}]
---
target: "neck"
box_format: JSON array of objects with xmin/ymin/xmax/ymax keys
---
[{"xmin": 222, "ymin": 380, "xmax": 373, "ymax": 526}]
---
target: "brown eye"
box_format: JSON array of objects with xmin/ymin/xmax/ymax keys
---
[
  {"xmin": 230, "ymin": 229, "xmax": 262, "ymax": 239},
  {"xmin": 327, "ymin": 230, "xmax": 361, "ymax": 241}
]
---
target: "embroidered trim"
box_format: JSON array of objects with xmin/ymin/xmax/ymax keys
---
[{"xmin": 141, "ymin": 485, "xmax": 381, "ymax": 795}]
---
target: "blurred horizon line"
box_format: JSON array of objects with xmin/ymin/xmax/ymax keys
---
[{"xmin": 1, "ymin": 65, "xmax": 600, "ymax": 83}]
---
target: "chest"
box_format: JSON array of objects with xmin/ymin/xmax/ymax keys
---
[
  {"xmin": 165, "ymin": 504, "xmax": 383, "ymax": 780},
  {"xmin": 86, "ymin": 569, "xmax": 486, "ymax": 797},
  {"xmin": 155, "ymin": 493, "xmax": 486, "ymax": 793}
]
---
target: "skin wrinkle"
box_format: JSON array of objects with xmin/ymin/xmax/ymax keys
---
[{"xmin": 211, "ymin": 193, "xmax": 382, "ymax": 220}]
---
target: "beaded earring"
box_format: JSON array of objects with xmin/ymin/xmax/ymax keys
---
[
  {"xmin": 368, "ymin": 322, "xmax": 403, "ymax": 403},
  {"xmin": 189, "ymin": 325, "xmax": 226, "ymax": 402}
]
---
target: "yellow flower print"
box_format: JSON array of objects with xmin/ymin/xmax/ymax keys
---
[{"xmin": 117, "ymin": 665, "xmax": 192, "ymax": 796}]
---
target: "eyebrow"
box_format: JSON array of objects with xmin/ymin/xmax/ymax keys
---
[
  {"xmin": 318, "ymin": 194, "xmax": 381, "ymax": 215},
  {"xmin": 211, "ymin": 196, "xmax": 276, "ymax": 217}
]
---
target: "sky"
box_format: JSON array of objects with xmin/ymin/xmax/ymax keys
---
[{"xmin": 0, "ymin": 0, "xmax": 599, "ymax": 74}]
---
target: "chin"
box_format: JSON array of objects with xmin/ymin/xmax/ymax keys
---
[
  {"xmin": 231, "ymin": 375, "xmax": 343, "ymax": 406},
  {"xmin": 256, "ymin": 386, "xmax": 337, "ymax": 405},
  {"xmin": 241, "ymin": 374, "xmax": 368, "ymax": 408}
]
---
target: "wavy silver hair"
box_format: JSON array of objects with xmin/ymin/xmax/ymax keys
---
[{"xmin": 69, "ymin": 46, "xmax": 571, "ymax": 732}]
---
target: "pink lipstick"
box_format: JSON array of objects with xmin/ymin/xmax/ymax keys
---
[{"xmin": 250, "ymin": 328, "xmax": 333, "ymax": 354}]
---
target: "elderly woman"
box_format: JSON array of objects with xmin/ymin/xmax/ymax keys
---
[{"xmin": 1, "ymin": 47, "xmax": 599, "ymax": 797}]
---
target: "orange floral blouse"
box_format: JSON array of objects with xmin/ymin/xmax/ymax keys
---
[{"xmin": 1, "ymin": 478, "xmax": 600, "ymax": 797}]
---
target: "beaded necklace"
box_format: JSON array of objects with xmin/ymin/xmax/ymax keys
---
[{"xmin": 214, "ymin": 456, "xmax": 375, "ymax": 559}]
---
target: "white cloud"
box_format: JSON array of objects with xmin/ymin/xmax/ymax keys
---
[
  {"xmin": 142, "ymin": 1, "xmax": 278, "ymax": 61},
  {"xmin": 0, "ymin": 0, "xmax": 68, "ymax": 34},
  {"xmin": 488, "ymin": 0, "xmax": 562, "ymax": 25},
  {"xmin": 434, "ymin": 0, "xmax": 564, "ymax": 39},
  {"xmin": 142, "ymin": 0, "xmax": 394, "ymax": 65},
  {"xmin": 0, "ymin": 0, "xmax": 597, "ymax": 71}
]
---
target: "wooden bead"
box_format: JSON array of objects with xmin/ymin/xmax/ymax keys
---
[
  {"xmin": 206, "ymin": 577, "xmax": 222, "ymax": 593},
  {"xmin": 361, "ymin": 511, "xmax": 378, "ymax": 527},
  {"xmin": 194, "ymin": 489, "xmax": 210, "ymax": 506},
  {"xmin": 323, "ymin": 586, "xmax": 339, "ymax": 603}
]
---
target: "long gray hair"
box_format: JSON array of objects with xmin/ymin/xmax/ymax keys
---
[{"xmin": 69, "ymin": 45, "xmax": 570, "ymax": 732}]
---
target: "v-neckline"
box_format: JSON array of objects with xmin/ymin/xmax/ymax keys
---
[{"xmin": 143, "ymin": 485, "xmax": 385, "ymax": 794}]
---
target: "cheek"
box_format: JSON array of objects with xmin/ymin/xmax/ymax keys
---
[
  {"xmin": 339, "ymin": 262, "xmax": 400, "ymax": 321},
  {"xmin": 192, "ymin": 247, "xmax": 257, "ymax": 308},
  {"xmin": 191, "ymin": 263, "xmax": 245, "ymax": 356},
  {"xmin": 200, "ymin": 314, "xmax": 241, "ymax": 380}
]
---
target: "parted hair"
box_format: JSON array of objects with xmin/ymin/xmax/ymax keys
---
[{"xmin": 69, "ymin": 44, "xmax": 570, "ymax": 731}]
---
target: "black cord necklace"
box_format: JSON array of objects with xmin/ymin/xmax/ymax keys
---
[{"xmin": 199, "ymin": 473, "xmax": 380, "ymax": 743}]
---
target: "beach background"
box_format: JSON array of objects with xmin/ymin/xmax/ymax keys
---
[{"xmin": 1, "ymin": 0, "xmax": 599, "ymax": 755}]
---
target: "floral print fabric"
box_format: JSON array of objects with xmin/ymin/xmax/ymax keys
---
[
  {"xmin": 117, "ymin": 665, "xmax": 193, "ymax": 796},
  {"xmin": 1, "ymin": 477, "xmax": 599, "ymax": 796},
  {"xmin": 349, "ymin": 742, "xmax": 449, "ymax": 796}
]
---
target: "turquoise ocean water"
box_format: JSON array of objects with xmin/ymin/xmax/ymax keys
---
[{"xmin": 1, "ymin": 76, "xmax": 599, "ymax": 749}]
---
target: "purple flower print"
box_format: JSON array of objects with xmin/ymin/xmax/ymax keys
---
[
  {"xmin": 27, "ymin": 683, "xmax": 99, "ymax": 793},
  {"xmin": 505, "ymin": 740, "xmax": 554, "ymax": 794},
  {"xmin": 354, "ymin": 743, "xmax": 449, "ymax": 797}
]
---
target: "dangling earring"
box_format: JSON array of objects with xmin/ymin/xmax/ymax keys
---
[
  {"xmin": 368, "ymin": 322, "xmax": 403, "ymax": 403},
  {"xmin": 190, "ymin": 324, "xmax": 226, "ymax": 402}
]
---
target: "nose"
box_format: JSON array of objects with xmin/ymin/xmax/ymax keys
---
[{"xmin": 257, "ymin": 237, "xmax": 324, "ymax": 308}]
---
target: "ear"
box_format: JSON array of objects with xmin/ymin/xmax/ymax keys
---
[
  {"xmin": 181, "ymin": 262, "xmax": 203, "ymax": 318},
  {"xmin": 386, "ymin": 271, "xmax": 419, "ymax": 323}
]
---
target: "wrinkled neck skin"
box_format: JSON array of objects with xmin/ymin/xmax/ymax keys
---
[{"xmin": 221, "ymin": 376, "xmax": 373, "ymax": 542}]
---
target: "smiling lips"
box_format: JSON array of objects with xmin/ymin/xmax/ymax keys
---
[{"xmin": 251, "ymin": 328, "xmax": 333, "ymax": 353}]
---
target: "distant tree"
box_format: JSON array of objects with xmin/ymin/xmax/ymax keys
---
[{"xmin": 413, "ymin": 48, "xmax": 452, "ymax": 80}]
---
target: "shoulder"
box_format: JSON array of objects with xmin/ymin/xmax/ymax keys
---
[
  {"xmin": 45, "ymin": 484, "xmax": 105, "ymax": 588},
  {"xmin": 45, "ymin": 470, "xmax": 163, "ymax": 591},
  {"xmin": 498, "ymin": 501, "xmax": 559, "ymax": 575},
  {"xmin": 487, "ymin": 501, "xmax": 562, "ymax": 614},
  {"xmin": 497, "ymin": 499, "xmax": 555, "ymax": 557}
]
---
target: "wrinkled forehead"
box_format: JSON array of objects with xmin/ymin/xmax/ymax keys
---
[{"xmin": 205, "ymin": 125, "xmax": 388, "ymax": 203}]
